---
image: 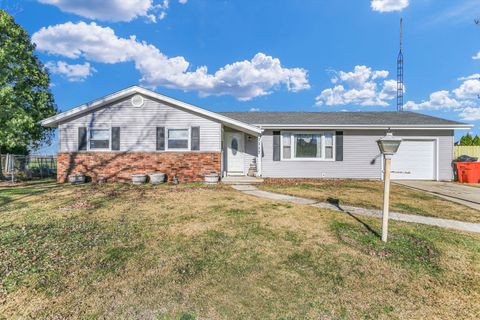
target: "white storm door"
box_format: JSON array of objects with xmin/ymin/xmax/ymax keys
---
[{"xmin": 226, "ymin": 132, "xmax": 244, "ymax": 175}]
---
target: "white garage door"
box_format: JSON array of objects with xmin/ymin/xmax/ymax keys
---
[{"xmin": 391, "ymin": 140, "xmax": 436, "ymax": 180}]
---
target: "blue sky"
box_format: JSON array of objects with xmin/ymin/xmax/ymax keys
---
[{"xmin": 4, "ymin": 0, "xmax": 480, "ymax": 152}]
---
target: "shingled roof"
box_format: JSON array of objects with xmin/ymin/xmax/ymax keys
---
[{"xmin": 218, "ymin": 111, "xmax": 468, "ymax": 128}]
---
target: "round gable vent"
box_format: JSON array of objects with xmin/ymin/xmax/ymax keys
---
[{"xmin": 131, "ymin": 94, "xmax": 144, "ymax": 107}]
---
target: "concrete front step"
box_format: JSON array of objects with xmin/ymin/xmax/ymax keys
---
[{"xmin": 221, "ymin": 176, "xmax": 264, "ymax": 185}]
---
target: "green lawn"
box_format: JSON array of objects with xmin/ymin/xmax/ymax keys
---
[
  {"xmin": 0, "ymin": 180, "xmax": 479, "ymax": 319},
  {"xmin": 258, "ymin": 179, "xmax": 480, "ymax": 223}
]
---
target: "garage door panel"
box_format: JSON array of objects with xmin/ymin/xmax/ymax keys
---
[{"xmin": 391, "ymin": 140, "xmax": 436, "ymax": 180}]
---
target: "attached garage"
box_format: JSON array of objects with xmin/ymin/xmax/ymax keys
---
[{"xmin": 391, "ymin": 139, "xmax": 437, "ymax": 180}]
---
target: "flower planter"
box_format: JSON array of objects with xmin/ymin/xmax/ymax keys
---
[
  {"xmin": 131, "ymin": 174, "xmax": 147, "ymax": 185},
  {"xmin": 68, "ymin": 173, "xmax": 86, "ymax": 185},
  {"xmin": 96, "ymin": 176, "xmax": 107, "ymax": 185},
  {"xmin": 204, "ymin": 174, "xmax": 219, "ymax": 185},
  {"xmin": 149, "ymin": 172, "xmax": 166, "ymax": 184}
]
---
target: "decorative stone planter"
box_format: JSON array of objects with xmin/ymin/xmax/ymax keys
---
[
  {"xmin": 204, "ymin": 174, "xmax": 219, "ymax": 185},
  {"xmin": 96, "ymin": 176, "xmax": 107, "ymax": 185},
  {"xmin": 149, "ymin": 172, "xmax": 166, "ymax": 184},
  {"xmin": 131, "ymin": 174, "xmax": 147, "ymax": 185},
  {"xmin": 68, "ymin": 173, "xmax": 86, "ymax": 185}
]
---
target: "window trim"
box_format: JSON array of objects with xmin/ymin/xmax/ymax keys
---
[
  {"xmin": 280, "ymin": 131, "xmax": 336, "ymax": 162},
  {"xmin": 165, "ymin": 127, "xmax": 191, "ymax": 151},
  {"xmin": 87, "ymin": 127, "xmax": 112, "ymax": 151}
]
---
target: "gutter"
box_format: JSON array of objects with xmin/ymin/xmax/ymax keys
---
[{"xmin": 253, "ymin": 124, "xmax": 473, "ymax": 130}]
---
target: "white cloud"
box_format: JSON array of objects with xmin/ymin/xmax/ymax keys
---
[
  {"xmin": 371, "ymin": 0, "xmax": 409, "ymax": 12},
  {"xmin": 459, "ymin": 107, "xmax": 480, "ymax": 121},
  {"xmin": 33, "ymin": 22, "xmax": 309, "ymax": 100},
  {"xmin": 154, "ymin": 0, "xmax": 169, "ymax": 21},
  {"xmin": 315, "ymin": 65, "xmax": 397, "ymax": 107},
  {"xmin": 404, "ymin": 75, "xmax": 480, "ymax": 121},
  {"xmin": 458, "ymin": 73, "xmax": 480, "ymax": 81},
  {"xmin": 45, "ymin": 61, "xmax": 96, "ymax": 82},
  {"xmin": 379, "ymin": 79, "xmax": 398, "ymax": 100},
  {"xmin": 473, "ymin": 52, "xmax": 480, "ymax": 60},
  {"xmin": 404, "ymin": 90, "xmax": 462, "ymax": 110},
  {"xmin": 38, "ymin": 0, "xmax": 153, "ymax": 22},
  {"xmin": 453, "ymin": 79, "xmax": 480, "ymax": 100},
  {"xmin": 38, "ymin": 0, "xmax": 187, "ymax": 22},
  {"xmin": 249, "ymin": 107, "xmax": 260, "ymax": 112}
]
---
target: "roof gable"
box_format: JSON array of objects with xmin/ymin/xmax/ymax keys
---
[{"xmin": 40, "ymin": 86, "xmax": 262, "ymax": 135}]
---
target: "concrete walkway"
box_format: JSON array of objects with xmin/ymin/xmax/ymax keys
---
[
  {"xmin": 394, "ymin": 181, "xmax": 480, "ymax": 211},
  {"xmin": 232, "ymin": 185, "xmax": 480, "ymax": 234}
]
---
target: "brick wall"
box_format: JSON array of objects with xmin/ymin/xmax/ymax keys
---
[{"xmin": 57, "ymin": 152, "xmax": 221, "ymax": 183}]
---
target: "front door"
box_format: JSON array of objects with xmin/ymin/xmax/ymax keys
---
[{"xmin": 226, "ymin": 132, "xmax": 244, "ymax": 175}]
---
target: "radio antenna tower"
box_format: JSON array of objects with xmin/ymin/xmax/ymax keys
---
[{"xmin": 397, "ymin": 18, "xmax": 404, "ymax": 111}]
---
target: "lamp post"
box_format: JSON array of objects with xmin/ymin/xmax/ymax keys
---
[{"xmin": 376, "ymin": 132, "xmax": 402, "ymax": 242}]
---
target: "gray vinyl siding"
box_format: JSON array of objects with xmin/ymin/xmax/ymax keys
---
[
  {"xmin": 261, "ymin": 129, "xmax": 454, "ymax": 181},
  {"xmin": 58, "ymin": 95, "xmax": 221, "ymax": 152}
]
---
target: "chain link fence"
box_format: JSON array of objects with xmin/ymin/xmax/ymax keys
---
[{"xmin": 1, "ymin": 154, "xmax": 57, "ymax": 182}]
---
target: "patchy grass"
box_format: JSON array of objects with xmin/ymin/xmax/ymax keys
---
[
  {"xmin": 0, "ymin": 181, "xmax": 479, "ymax": 319},
  {"xmin": 0, "ymin": 218, "xmax": 143, "ymax": 296},
  {"xmin": 259, "ymin": 179, "xmax": 480, "ymax": 223},
  {"xmin": 331, "ymin": 221, "xmax": 440, "ymax": 273}
]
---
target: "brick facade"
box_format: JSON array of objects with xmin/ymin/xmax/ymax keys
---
[{"xmin": 57, "ymin": 152, "xmax": 221, "ymax": 183}]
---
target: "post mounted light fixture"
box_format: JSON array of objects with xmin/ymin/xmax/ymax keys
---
[
  {"xmin": 376, "ymin": 132, "xmax": 402, "ymax": 242},
  {"xmin": 377, "ymin": 132, "xmax": 402, "ymax": 155}
]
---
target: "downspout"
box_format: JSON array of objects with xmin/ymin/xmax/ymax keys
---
[
  {"xmin": 257, "ymin": 127, "xmax": 263, "ymax": 177},
  {"xmin": 221, "ymin": 125, "xmax": 225, "ymax": 177}
]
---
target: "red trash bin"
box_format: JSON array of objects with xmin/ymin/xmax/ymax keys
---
[
  {"xmin": 458, "ymin": 162, "xmax": 480, "ymax": 184},
  {"xmin": 464, "ymin": 168, "xmax": 479, "ymax": 183},
  {"xmin": 455, "ymin": 162, "xmax": 467, "ymax": 183},
  {"xmin": 472, "ymin": 163, "xmax": 480, "ymax": 183}
]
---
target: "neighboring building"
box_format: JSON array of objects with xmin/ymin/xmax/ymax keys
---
[{"xmin": 40, "ymin": 86, "xmax": 471, "ymax": 183}]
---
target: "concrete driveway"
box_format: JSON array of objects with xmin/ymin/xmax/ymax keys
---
[{"xmin": 394, "ymin": 181, "xmax": 480, "ymax": 211}]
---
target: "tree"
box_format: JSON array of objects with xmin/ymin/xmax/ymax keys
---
[
  {"xmin": 458, "ymin": 133, "xmax": 480, "ymax": 146},
  {"xmin": 0, "ymin": 10, "xmax": 57, "ymax": 154},
  {"xmin": 473, "ymin": 135, "xmax": 480, "ymax": 146},
  {"xmin": 459, "ymin": 133, "xmax": 474, "ymax": 146}
]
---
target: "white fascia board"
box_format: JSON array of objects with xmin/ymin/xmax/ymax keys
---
[
  {"xmin": 40, "ymin": 86, "xmax": 262, "ymax": 135},
  {"xmin": 256, "ymin": 124, "xmax": 473, "ymax": 130}
]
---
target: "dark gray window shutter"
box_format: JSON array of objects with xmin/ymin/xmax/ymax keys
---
[
  {"xmin": 156, "ymin": 127, "xmax": 165, "ymax": 151},
  {"xmin": 191, "ymin": 127, "xmax": 200, "ymax": 150},
  {"xmin": 335, "ymin": 131, "xmax": 343, "ymax": 161},
  {"xmin": 273, "ymin": 131, "xmax": 281, "ymax": 161},
  {"xmin": 112, "ymin": 127, "xmax": 120, "ymax": 150},
  {"xmin": 78, "ymin": 127, "xmax": 87, "ymax": 151}
]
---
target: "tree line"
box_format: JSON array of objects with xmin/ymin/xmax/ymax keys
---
[{"xmin": 456, "ymin": 133, "xmax": 480, "ymax": 146}]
